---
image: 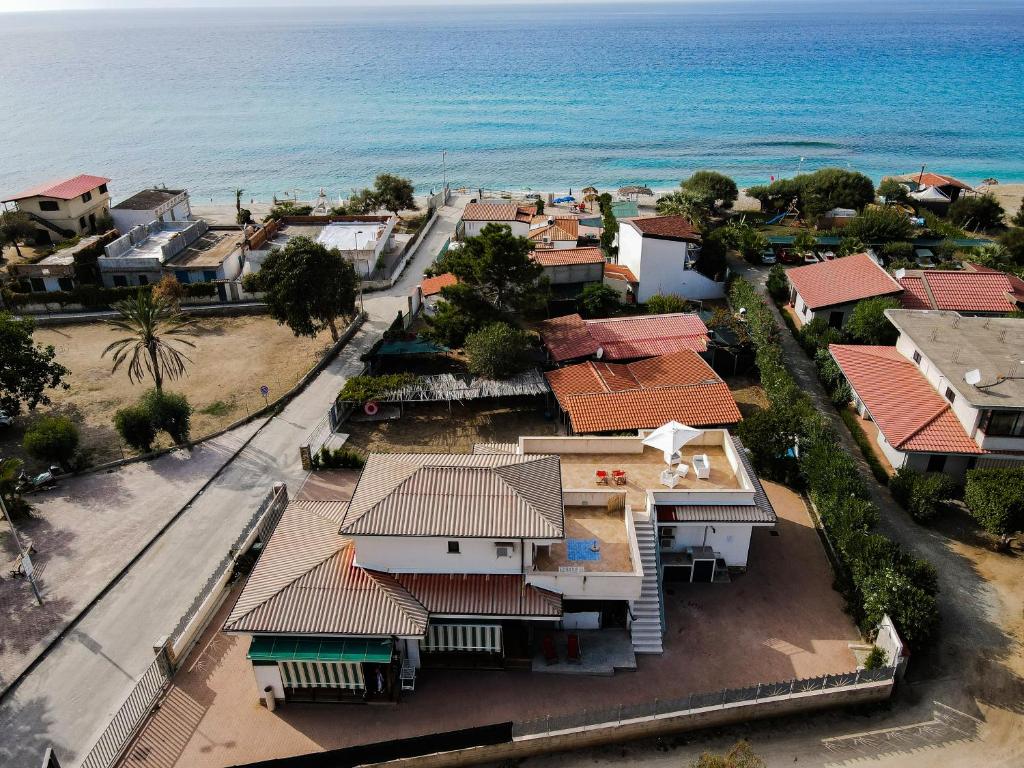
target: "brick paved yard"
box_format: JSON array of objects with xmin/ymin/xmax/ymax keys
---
[{"xmin": 118, "ymin": 482, "xmax": 858, "ymax": 768}]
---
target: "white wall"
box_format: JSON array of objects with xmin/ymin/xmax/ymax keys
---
[
  {"xmin": 352, "ymin": 535, "xmax": 535, "ymax": 574},
  {"xmin": 617, "ymin": 225, "xmax": 720, "ymax": 302},
  {"xmin": 112, "ymin": 199, "xmax": 192, "ymax": 232},
  {"xmin": 254, "ymin": 662, "xmax": 284, "ymax": 702},
  {"xmin": 660, "ymin": 523, "xmax": 754, "ymax": 567},
  {"xmin": 616, "ymin": 225, "xmax": 645, "ymax": 287}
]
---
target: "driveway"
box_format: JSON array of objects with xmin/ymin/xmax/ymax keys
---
[{"xmin": 0, "ymin": 196, "xmax": 468, "ymax": 768}]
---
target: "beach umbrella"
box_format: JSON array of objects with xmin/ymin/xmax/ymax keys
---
[
  {"xmin": 642, "ymin": 421, "xmax": 703, "ymax": 465},
  {"xmin": 553, "ymin": 195, "xmax": 576, "ymax": 204}
]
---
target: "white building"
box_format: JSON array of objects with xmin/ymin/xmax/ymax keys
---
[
  {"xmin": 616, "ymin": 215, "xmax": 723, "ymax": 302},
  {"xmin": 460, "ymin": 202, "xmax": 534, "ymax": 238},
  {"xmin": 315, "ymin": 216, "xmax": 397, "ymax": 279},
  {"xmin": 786, "ymin": 252, "xmax": 904, "ymax": 329},
  {"xmin": 832, "ymin": 310, "xmax": 1024, "ymax": 479},
  {"xmin": 224, "ymin": 428, "xmax": 776, "ymax": 705},
  {"xmin": 111, "ymin": 188, "xmax": 192, "ymax": 232}
]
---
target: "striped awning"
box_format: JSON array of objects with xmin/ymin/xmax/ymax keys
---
[
  {"xmin": 422, "ymin": 623, "xmax": 503, "ymax": 654},
  {"xmin": 279, "ymin": 660, "xmax": 365, "ymax": 690},
  {"xmin": 247, "ymin": 636, "xmax": 393, "ymax": 664}
]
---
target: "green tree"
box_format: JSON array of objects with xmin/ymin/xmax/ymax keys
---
[
  {"xmin": 723, "ymin": 221, "xmax": 769, "ymax": 263},
  {"xmin": 747, "ymin": 168, "xmax": 874, "ymax": 219},
  {"xmin": 881, "ymin": 240, "xmax": 914, "ymax": 263},
  {"xmin": 0, "ymin": 210, "xmax": 37, "ymax": 259},
  {"xmin": 877, "ymin": 178, "xmax": 910, "ymax": 206},
  {"xmin": 655, "ymin": 189, "xmax": 708, "ymax": 228},
  {"xmin": 114, "ymin": 404, "xmax": 157, "ymax": 452},
  {"xmin": 837, "ymin": 235, "xmax": 866, "ymax": 257},
  {"xmin": 464, "ymin": 322, "xmax": 533, "ymax": 379},
  {"xmin": 681, "ymin": 170, "xmax": 739, "ymax": 212},
  {"xmin": 23, "ymin": 416, "xmax": 79, "ymax": 470},
  {"xmin": 254, "ymin": 235, "xmax": 358, "ymax": 341},
  {"xmin": 846, "ymin": 296, "xmax": 901, "ymax": 345},
  {"xmin": 141, "ymin": 389, "xmax": 193, "ymax": 444},
  {"xmin": 346, "ymin": 188, "xmax": 378, "ymax": 215},
  {"xmin": 234, "ymin": 188, "xmax": 244, "ymax": 214},
  {"xmin": 423, "ymin": 283, "xmax": 502, "ymax": 347},
  {"xmin": 998, "ymin": 227, "xmax": 1024, "ymax": 266},
  {"xmin": 0, "ymin": 313, "xmax": 70, "ymax": 417},
  {"xmin": 599, "ymin": 193, "xmax": 618, "ymax": 256},
  {"xmin": 765, "ymin": 264, "xmax": 789, "ymax": 301},
  {"xmin": 798, "ymin": 317, "xmax": 846, "ymax": 354},
  {"xmin": 102, "ymin": 291, "xmax": 198, "ymax": 393},
  {"xmin": 372, "ymin": 173, "xmax": 417, "ymax": 217},
  {"xmin": 534, "ymin": 197, "xmax": 544, "ymax": 215},
  {"xmin": 964, "ymin": 468, "xmax": 1024, "ymax": 535},
  {"xmin": 436, "ymin": 223, "xmax": 545, "ymax": 313},
  {"xmin": 736, "ymin": 406, "xmax": 802, "ymax": 485},
  {"xmin": 861, "ymin": 566, "xmax": 939, "ymax": 648},
  {"xmin": 1012, "ymin": 197, "xmax": 1024, "ymax": 227},
  {"xmin": 845, "ymin": 206, "xmax": 913, "ymax": 243},
  {"xmin": 690, "ymin": 740, "xmax": 765, "ymax": 768},
  {"xmin": 694, "ymin": 228, "xmax": 729, "ymax": 279},
  {"xmin": 645, "ymin": 293, "xmax": 689, "ymax": 314},
  {"xmin": 0, "ymin": 457, "xmax": 31, "ymax": 517},
  {"xmin": 265, "ymin": 201, "xmax": 313, "ymax": 220},
  {"xmin": 947, "ymin": 193, "xmax": 1005, "ymax": 233},
  {"xmin": 793, "ymin": 228, "xmax": 817, "ymax": 256},
  {"xmin": 237, "ymin": 208, "xmax": 252, "ymax": 227},
  {"xmin": 578, "ymin": 283, "xmax": 620, "ymax": 318}
]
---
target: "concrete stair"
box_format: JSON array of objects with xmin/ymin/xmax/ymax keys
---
[{"xmin": 631, "ymin": 516, "xmax": 665, "ymax": 654}]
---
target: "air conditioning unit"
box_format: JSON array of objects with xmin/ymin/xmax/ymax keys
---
[{"xmin": 495, "ymin": 542, "xmax": 514, "ymax": 558}]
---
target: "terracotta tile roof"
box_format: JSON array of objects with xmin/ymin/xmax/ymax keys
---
[
  {"xmin": 787, "ymin": 253, "xmax": 903, "ymax": 310},
  {"xmin": 462, "ymin": 203, "xmax": 535, "ymax": 223},
  {"xmin": 421, "ymin": 272, "xmax": 457, "ymax": 296},
  {"xmin": 532, "ymin": 247, "xmax": 604, "ymax": 267},
  {"xmin": 538, "ymin": 312, "xmax": 709, "ymax": 362},
  {"xmin": 604, "ymin": 263, "xmax": 638, "ymax": 283},
  {"xmin": 896, "ymin": 269, "xmax": 1021, "ymax": 314},
  {"xmin": 898, "ymin": 172, "xmax": 973, "ymax": 191},
  {"xmin": 395, "ymin": 574, "xmax": 562, "ymax": 617},
  {"xmin": 545, "ymin": 350, "xmax": 740, "ymax": 433},
  {"xmin": 341, "ymin": 453, "xmax": 564, "ymax": 538},
  {"xmin": 624, "ymin": 215, "xmax": 702, "ymax": 242},
  {"xmin": 830, "ymin": 345, "xmax": 981, "ymax": 454},
  {"xmin": 223, "ymin": 501, "xmax": 429, "ymax": 636},
  {"xmin": 3, "ymin": 174, "xmax": 110, "ymax": 203},
  {"xmin": 529, "ymin": 218, "xmax": 580, "ymax": 244}
]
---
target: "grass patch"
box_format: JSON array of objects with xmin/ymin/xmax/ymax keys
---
[
  {"xmin": 199, "ymin": 400, "xmax": 234, "ymax": 417},
  {"xmin": 840, "ymin": 408, "xmax": 890, "ymax": 486}
]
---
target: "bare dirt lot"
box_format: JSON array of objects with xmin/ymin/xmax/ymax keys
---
[
  {"xmin": 726, "ymin": 374, "xmax": 769, "ymax": 420},
  {"xmin": 3, "ymin": 316, "xmax": 331, "ymax": 466}
]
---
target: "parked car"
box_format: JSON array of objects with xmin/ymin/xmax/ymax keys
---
[
  {"xmin": 760, "ymin": 249, "xmax": 777, "ymax": 265},
  {"xmin": 0, "ymin": 411, "xmax": 12, "ymax": 428}
]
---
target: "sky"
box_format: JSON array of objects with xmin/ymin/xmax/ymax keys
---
[{"xmin": 1, "ymin": 0, "xmax": 710, "ymax": 11}]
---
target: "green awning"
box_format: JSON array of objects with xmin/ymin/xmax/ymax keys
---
[{"xmin": 247, "ymin": 636, "xmax": 393, "ymax": 664}]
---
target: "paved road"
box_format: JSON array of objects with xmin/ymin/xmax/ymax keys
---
[{"xmin": 0, "ymin": 197, "xmax": 467, "ymax": 768}]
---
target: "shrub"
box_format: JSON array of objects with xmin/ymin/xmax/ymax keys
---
[
  {"xmin": 577, "ymin": 283, "xmax": 620, "ymax": 318},
  {"xmin": 863, "ymin": 645, "xmax": 887, "ymax": 670},
  {"xmin": 338, "ymin": 373, "xmax": 417, "ymax": 404},
  {"xmin": 310, "ymin": 446, "xmax": 366, "ymax": 470},
  {"xmin": 765, "ymin": 264, "xmax": 789, "ymax": 301},
  {"xmin": 241, "ymin": 272, "xmax": 262, "ymax": 294},
  {"xmin": 947, "ymin": 193, "xmax": 1005, "ymax": 233},
  {"xmin": 152, "ymin": 274, "xmax": 186, "ymax": 308},
  {"xmin": 736, "ymin": 406, "xmax": 803, "ymax": 487},
  {"xmin": 845, "ymin": 206, "xmax": 913, "ymax": 243},
  {"xmin": 114, "ymin": 405, "xmax": 157, "ymax": 452},
  {"xmin": 798, "ymin": 317, "xmax": 845, "ymax": 354},
  {"xmin": 141, "ymin": 390, "xmax": 193, "ymax": 444},
  {"xmin": 964, "ymin": 467, "xmax": 1024, "ymax": 535},
  {"xmin": 465, "ymin": 322, "xmax": 533, "ymax": 379},
  {"xmin": 881, "ymin": 241, "xmax": 914, "ymax": 263},
  {"xmin": 890, "ymin": 467, "xmax": 955, "ymax": 523},
  {"xmin": 23, "ymin": 416, "xmax": 79, "ymax": 470},
  {"xmin": 860, "ymin": 566, "xmax": 939, "ymax": 648},
  {"xmin": 645, "ymin": 293, "xmax": 690, "ymax": 314},
  {"xmin": 846, "ymin": 296, "xmax": 901, "ymax": 345}
]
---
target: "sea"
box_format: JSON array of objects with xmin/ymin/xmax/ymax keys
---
[{"xmin": 1, "ymin": 0, "xmax": 1023, "ymax": 203}]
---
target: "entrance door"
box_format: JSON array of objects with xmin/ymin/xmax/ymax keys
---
[
  {"xmin": 692, "ymin": 559, "xmax": 715, "ymax": 583},
  {"xmin": 828, "ymin": 311, "xmax": 844, "ymax": 329}
]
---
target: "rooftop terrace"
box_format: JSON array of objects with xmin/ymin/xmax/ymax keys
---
[{"xmin": 533, "ymin": 501, "xmax": 634, "ymax": 573}]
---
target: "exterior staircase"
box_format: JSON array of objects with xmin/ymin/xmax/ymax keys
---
[{"xmin": 630, "ymin": 515, "xmax": 665, "ymax": 654}]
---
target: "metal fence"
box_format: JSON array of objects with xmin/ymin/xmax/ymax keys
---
[
  {"xmin": 513, "ymin": 666, "xmax": 896, "ymax": 737},
  {"xmin": 78, "ymin": 486, "xmax": 288, "ymax": 768},
  {"xmin": 80, "ymin": 654, "xmax": 170, "ymax": 768}
]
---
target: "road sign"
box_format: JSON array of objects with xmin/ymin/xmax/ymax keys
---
[{"xmin": 260, "ymin": 385, "xmax": 270, "ymax": 397}]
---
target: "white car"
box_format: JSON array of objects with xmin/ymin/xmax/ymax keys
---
[
  {"xmin": 760, "ymin": 249, "xmax": 777, "ymax": 265},
  {"xmin": 0, "ymin": 411, "xmax": 13, "ymax": 428}
]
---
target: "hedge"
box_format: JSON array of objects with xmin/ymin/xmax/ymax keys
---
[
  {"xmin": 337, "ymin": 373, "xmax": 417, "ymax": 404},
  {"xmin": 889, "ymin": 467, "xmax": 955, "ymax": 524},
  {"xmin": 729, "ymin": 277, "xmax": 940, "ymax": 650},
  {"xmin": 964, "ymin": 468, "xmax": 1024, "ymax": 535}
]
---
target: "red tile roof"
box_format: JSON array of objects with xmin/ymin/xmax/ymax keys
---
[
  {"xmin": 394, "ymin": 573, "xmax": 561, "ymax": 617},
  {"xmin": 787, "ymin": 253, "xmax": 903, "ymax": 310},
  {"xmin": 625, "ymin": 215, "xmax": 701, "ymax": 242},
  {"xmin": 421, "ymin": 272, "xmax": 458, "ymax": 296},
  {"xmin": 897, "ymin": 269, "xmax": 1022, "ymax": 314},
  {"xmin": 529, "ymin": 218, "xmax": 580, "ymax": 244},
  {"xmin": 532, "ymin": 247, "xmax": 604, "ymax": 267},
  {"xmin": 462, "ymin": 203, "xmax": 535, "ymax": 223},
  {"xmin": 545, "ymin": 350, "xmax": 739, "ymax": 433},
  {"xmin": 903, "ymin": 172, "xmax": 973, "ymax": 191},
  {"xmin": 3, "ymin": 174, "xmax": 110, "ymax": 203},
  {"xmin": 604, "ymin": 263, "xmax": 638, "ymax": 283},
  {"xmin": 538, "ymin": 312, "xmax": 709, "ymax": 362},
  {"xmin": 830, "ymin": 345, "xmax": 981, "ymax": 454}
]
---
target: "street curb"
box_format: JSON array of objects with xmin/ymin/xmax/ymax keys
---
[{"xmin": 0, "ymin": 314, "xmax": 367, "ymax": 703}]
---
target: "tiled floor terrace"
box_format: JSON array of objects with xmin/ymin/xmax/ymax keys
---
[
  {"xmin": 533, "ymin": 505, "xmax": 633, "ymax": 573},
  {"xmin": 558, "ymin": 445, "xmax": 738, "ymax": 508}
]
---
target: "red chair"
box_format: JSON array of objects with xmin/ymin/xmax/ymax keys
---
[
  {"xmin": 542, "ymin": 634, "xmax": 558, "ymax": 665},
  {"xmin": 595, "ymin": 470, "xmax": 609, "ymax": 485},
  {"xmin": 567, "ymin": 633, "xmax": 582, "ymax": 663},
  {"xmin": 612, "ymin": 469, "xmax": 627, "ymax": 485}
]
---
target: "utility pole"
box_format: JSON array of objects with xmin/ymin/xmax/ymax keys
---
[{"xmin": 0, "ymin": 494, "xmax": 43, "ymax": 605}]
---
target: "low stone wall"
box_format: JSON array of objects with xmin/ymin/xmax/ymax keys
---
[{"xmin": 360, "ymin": 679, "xmax": 892, "ymax": 768}]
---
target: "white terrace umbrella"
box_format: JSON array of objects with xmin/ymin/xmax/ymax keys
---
[{"xmin": 642, "ymin": 421, "xmax": 703, "ymax": 465}]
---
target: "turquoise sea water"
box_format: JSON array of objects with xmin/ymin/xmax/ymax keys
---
[{"xmin": 1, "ymin": 1, "xmax": 1022, "ymax": 202}]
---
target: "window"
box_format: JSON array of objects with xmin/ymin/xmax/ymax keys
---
[
  {"xmin": 30, "ymin": 277, "xmax": 45, "ymax": 292},
  {"xmin": 980, "ymin": 410, "xmax": 1024, "ymax": 437},
  {"xmin": 57, "ymin": 277, "xmax": 74, "ymax": 291},
  {"xmin": 81, "ymin": 191, "xmax": 92, "ymax": 203},
  {"xmin": 39, "ymin": 200, "xmax": 59, "ymax": 211},
  {"xmin": 926, "ymin": 454, "xmax": 947, "ymax": 473},
  {"xmin": 113, "ymin": 275, "xmax": 128, "ymax": 287},
  {"xmin": 203, "ymin": 270, "xmax": 217, "ymax": 282},
  {"xmin": 175, "ymin": 270, "xmax": 190, "ymax": 284},
  {"xmin": 137, "ymin": 275, "xmax": 148, "ymax": 286},
  {"xmin": 828, "ymin": 311, "xmax": 844, "ymax": 329},
  {"xmin": 79, "ymin": 217, "xmax": 87, "ymax": 229},
  {"xmin": 912, "ymin": 350, "xmax": 922, "ymax": 365},
  {"xmin": 98, "ymin": 184, "xmax": 107, "ymax": 194},
  {"xmin": 447, "ymin": 541, "xmax": 460, "ymax": 554},
  {"xmin": 495, "ymin": 541, "xmax": 514, "ymax": 558},
  {"xmin": 944, "ymin": 387, "xmax": 956, "ymax": 404}
]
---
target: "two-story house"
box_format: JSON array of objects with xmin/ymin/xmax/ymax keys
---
[
  {"xmin": 459, "ymin": 202, "xmax": 535, "ymax": 238},
  {"xmin": 831, "ymin": 309, "xmax": 1024, "ymax": 479},
  {"xmin": 224, "ymin": 428, "xmax": 775, "ymax": 706},
  {"xmin": 615, "ymin": 215, "xmax": 724, "ymax": 302},
  {"xmin": 2, "ymin": 174, "xmax": 110, "ymax": 243}
]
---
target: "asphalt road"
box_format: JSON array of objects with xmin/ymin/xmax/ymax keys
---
[{"xmin": 0, "ymin": 197, "xmax": 466, "ymax": 768}]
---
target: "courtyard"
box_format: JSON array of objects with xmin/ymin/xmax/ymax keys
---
[{"xmin": 115, "ymin": 480, "xmax": 859, "ymax": 768}]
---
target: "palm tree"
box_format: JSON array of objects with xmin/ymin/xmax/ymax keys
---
[
  {"xmin": 234, "ymin": 188, "xmax": 245, "ymax": 213},
  {"xmin": 656, "ymin": 190, "xmax": 708, "ymax": 229},
  {"xmin": 102, "ymin": 291, "xmax": 198, "ymax": 393}
]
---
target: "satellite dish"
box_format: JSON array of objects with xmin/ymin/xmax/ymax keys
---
[
  {"xmin": 595, "ymin": 346, "xmax": 604, "ymax": 359},
  {"xmin": 965, "ymin": 369, "xmax": 982, "ymax": 386},
  {"xmin": 894, "ymin": 268, "xmax": 906, "ymax": 280}
]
